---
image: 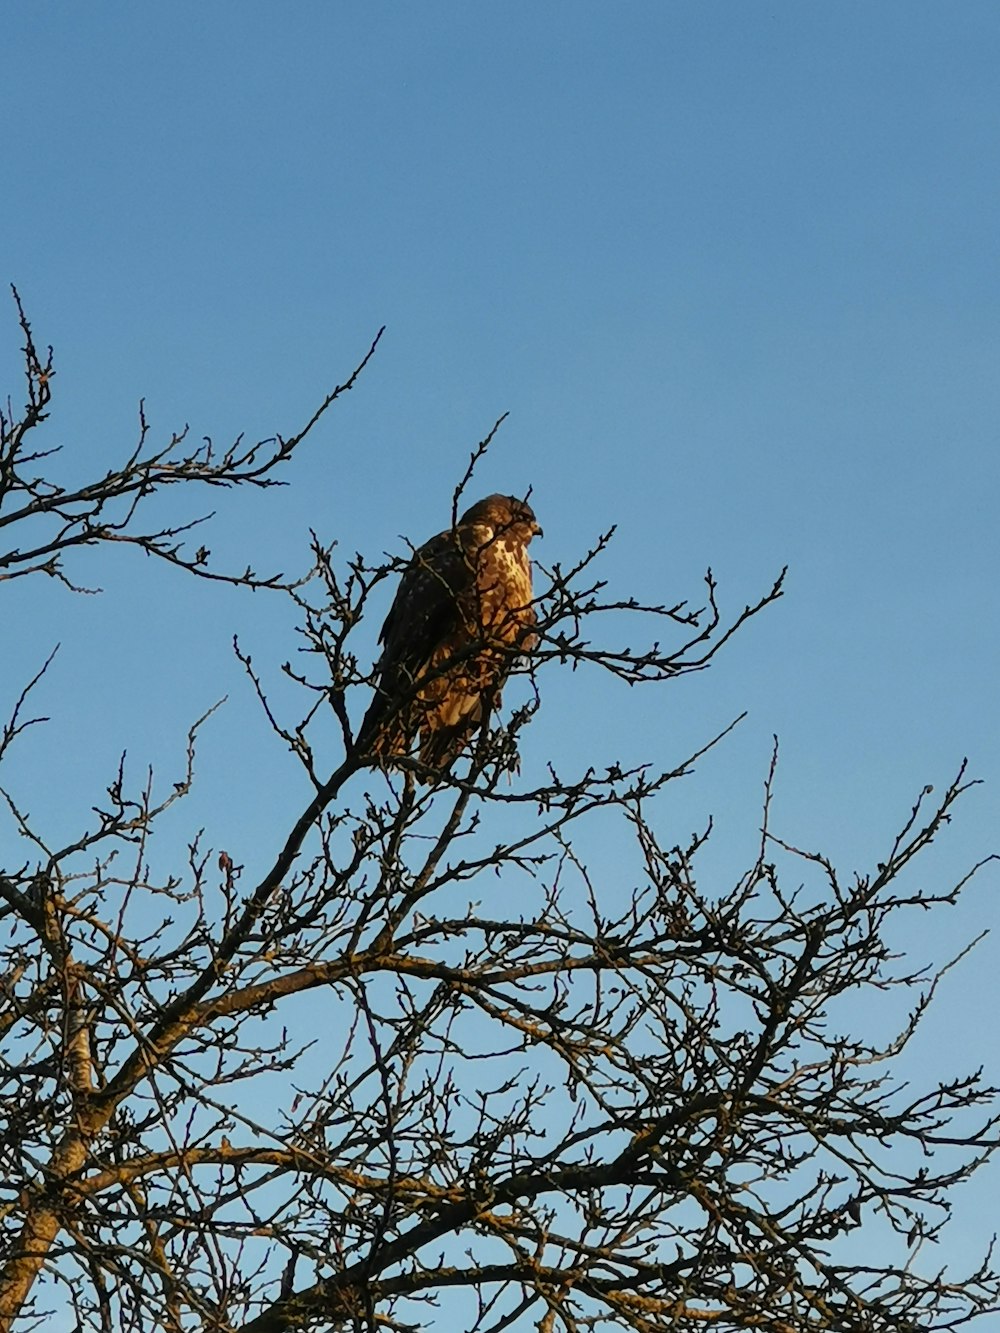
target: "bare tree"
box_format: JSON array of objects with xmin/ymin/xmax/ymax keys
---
[{"xmin": 1, "ymin": 295, "xmax": 997, "ymax": 1333}]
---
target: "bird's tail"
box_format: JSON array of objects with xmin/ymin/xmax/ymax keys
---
[{"xmin": 355, "ymin": 691, "xmax": 411, "ymax": 762}]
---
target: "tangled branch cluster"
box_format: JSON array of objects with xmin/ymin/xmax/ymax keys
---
[{"xmin": 0, "ymin": 300, "xmax": 996, "ymax": 1333}]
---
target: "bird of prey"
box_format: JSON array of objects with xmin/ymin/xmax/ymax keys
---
[{"xmin": 358, "ymin": 493, "xmax": 542, "ymax": 771}]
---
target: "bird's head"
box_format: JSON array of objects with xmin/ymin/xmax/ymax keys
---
[{"xmin": 460, "ymin": 493, "xmax": 543, "ymax": 544}]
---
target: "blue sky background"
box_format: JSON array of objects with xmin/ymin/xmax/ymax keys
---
[{"xmin": 2, "ymin": 0, "xmax": 999, "ymax": 1304}]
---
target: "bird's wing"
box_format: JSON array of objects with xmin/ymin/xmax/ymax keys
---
[{"xmin": 376, "ymin": 526, "xmax": 477, "ymax": 694}]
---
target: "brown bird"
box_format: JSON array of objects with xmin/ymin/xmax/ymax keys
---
[{"xmin": 358, "ymin": 493, "xmax": 542, "ymax": 771}]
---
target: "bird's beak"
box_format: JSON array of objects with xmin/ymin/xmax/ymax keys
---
[{"xmin": 532, "ymin": 522, "xmax": 544, "ymax": 539}]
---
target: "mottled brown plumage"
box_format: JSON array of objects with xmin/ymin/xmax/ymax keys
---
[{"xmin": 359, "ymin": 494, "xmax": 541, "ymax": 771}]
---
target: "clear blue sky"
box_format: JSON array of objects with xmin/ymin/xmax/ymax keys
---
[{"xmin": 3, "ymin": 0, "xmax": 999, "ymax": 1297}]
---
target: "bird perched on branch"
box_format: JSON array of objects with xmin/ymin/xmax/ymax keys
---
[{"xmin": 358, "ymin": 493, "xmax": 542, "ymax": 772}]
